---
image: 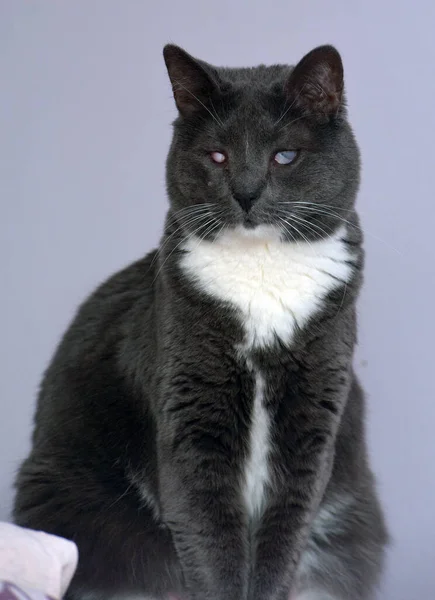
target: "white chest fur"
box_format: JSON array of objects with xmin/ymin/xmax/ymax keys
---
[
  {"xmin": 243, "ymin": 367, "xmax": 269, "ymax": 518},
  {"xmin": 180, "ymin": 224, "xmax": 353, "ymax": 351},
  {"xmin": 179, "ymin": 224, "xmax": 354, "ymax": 518}
]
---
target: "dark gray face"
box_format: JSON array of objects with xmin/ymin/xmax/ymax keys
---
[{"xmin": 164, "ymin": 45, "xmax": 360, "ymax": 242}]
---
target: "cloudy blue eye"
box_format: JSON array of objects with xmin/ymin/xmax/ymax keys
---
[{"xmin": 274, "ymin": 150, "xmax": 298, "ymax": 165}]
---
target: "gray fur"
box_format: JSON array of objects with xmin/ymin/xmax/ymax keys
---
[{"xmin": 13, "ymin": 45, "xmax": 388, "ymax": 600}]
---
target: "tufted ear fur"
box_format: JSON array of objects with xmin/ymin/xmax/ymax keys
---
[
  {"xmin": 285, "ymin": 45, "xmax": 344, "ymax": 120},
  {"xmin": 163, "ymin": 45, "xmax": 220, "ymax": 117}
]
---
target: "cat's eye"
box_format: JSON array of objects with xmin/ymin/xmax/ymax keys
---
[
  {"xmin": 210, "ymin": 151, "xmax": 227, "ymax": 164},
  {"xmin": 273, "ymin": 150, "xmax": 298, "ymax": 165}
]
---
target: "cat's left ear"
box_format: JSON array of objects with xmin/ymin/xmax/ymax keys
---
[
  {"xmin": 163, "ymin": 45, "xmax": 219, "ymax": 117},
  {"xmin": 285, "ymin": 45, "xmax": 345, "ymax": 120}
]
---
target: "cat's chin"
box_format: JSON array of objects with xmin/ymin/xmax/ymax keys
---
[{"xmin": 217, "ymin": 223, "xmax": 283, "ymax": 245}]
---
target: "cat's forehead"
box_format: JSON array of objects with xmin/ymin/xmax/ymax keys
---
[
  {"xmin": 204, "ymin": 65, "xmax": 302, "ymax": 142},
  {"xmin": 216, "ymin": 63, "xmax": 293, "ymax": 88}
]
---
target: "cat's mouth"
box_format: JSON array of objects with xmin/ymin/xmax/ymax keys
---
[{"xmin": 242, "ymin": 214, "xmax": 256, "ymax": 229}]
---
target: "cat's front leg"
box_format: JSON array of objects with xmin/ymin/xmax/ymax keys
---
[
  {"xmin": 249, "ymin": 449, "xmax": 334, "ymax": 600},
  {"xmin": 249, "ymin": 371, "xmax": 347, "ymax": 600},
  {"xmin": 157, "ymin": 366, "xmax": 249, "ymax": 600}
]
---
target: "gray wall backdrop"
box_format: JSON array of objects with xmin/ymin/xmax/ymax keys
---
[{"xmin": 1, "ymin": 1, "xmax": 434, "ymax": 598}]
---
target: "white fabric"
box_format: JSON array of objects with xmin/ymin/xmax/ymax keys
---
[{"xmin": 0, "ymin": 522, "xmax": 78, "ymax": 599}]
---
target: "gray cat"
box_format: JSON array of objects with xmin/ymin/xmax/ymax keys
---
[{"xmin": 13, "ymin": 44, "xmax": 388, "ymax": 600}]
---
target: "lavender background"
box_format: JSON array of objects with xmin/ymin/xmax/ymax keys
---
[{"xmin": 1, "ymin": 2, "xmax": 434, "ymax": 598}]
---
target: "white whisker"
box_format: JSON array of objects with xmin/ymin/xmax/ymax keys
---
[
  {"xmin": 281, "ymin": 210, "xmax": 334, "ymax": 241},
  {"xmin": 278, "ymin": 215, "xmax": 317, "ymax": 254},
  {"xmin": 150, "ymin": 208, "xmax": 215, "ymax": 268},
  {"xmin": 173, "ymin": 79, "xmax": 224, "ymax": 128},
  {"xmin": 152, "ymin": 216, "xmax": 219, "ymax": 284},
  {"xmin": 274, "ymin": 82, "xmax": 308, "ymax": 127},
  {"xmin": 277, "ymin": 202, "xmax": 401, "ymax": 255}
]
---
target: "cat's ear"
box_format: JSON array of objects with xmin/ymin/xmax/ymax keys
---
[
  {"xmin": 285, "ymin": 45, "xmax": 344, "ymax": 120},
  {"xmin": 163, "ymin": 45, "xmax": 219, "ymax": 117}
]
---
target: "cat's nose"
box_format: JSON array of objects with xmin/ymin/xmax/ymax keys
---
[{"xmin": 233, "ymin": 191, "xmax": 260, "ymax": 213}]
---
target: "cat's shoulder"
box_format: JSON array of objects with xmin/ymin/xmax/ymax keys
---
[
  {"xmin": 91, "ymin": 249, "xmax": 158, "ymax": 306},
  {"xmin": 57, "ymin": 249, "xmax": 158, "ymax": 355}
]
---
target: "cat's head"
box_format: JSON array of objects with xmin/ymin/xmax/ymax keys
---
[{"xmin": 164, "ymin": 44, "xmax": 360, "ymax": 242}]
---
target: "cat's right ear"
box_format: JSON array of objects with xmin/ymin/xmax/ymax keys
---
[{"xmin": 163, "ymin": 45, "xmax": 218, "ymax": 117}]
